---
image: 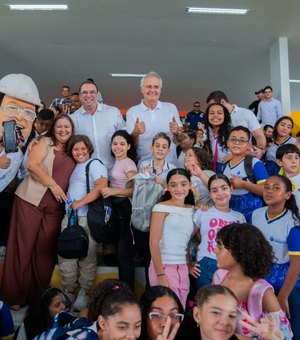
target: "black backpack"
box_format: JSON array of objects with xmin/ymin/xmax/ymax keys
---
[
  {"xmin": 57, "ymin": 210, "xmax": 89, "ymax": 259},
  {"xmin": 224, "ymin": 154, "xmax": 256, "ymax": 183}
]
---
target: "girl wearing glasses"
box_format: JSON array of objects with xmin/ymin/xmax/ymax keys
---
[{"xmin": 139, "ymin": 285, "xmax": 185, "ymax": 340}]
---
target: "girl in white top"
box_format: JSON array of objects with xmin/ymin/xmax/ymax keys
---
[{"xmin": 149, "ymin": 168, "xmax": 196, "ymax": 308}]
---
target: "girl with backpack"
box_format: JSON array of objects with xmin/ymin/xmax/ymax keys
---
[
  {"xmin": 149, "ymin": 168, "xmax": 196, "ymax": 308},
  {"xmin": 251, "ymin": 175, "xmax": 300, "ymax": 338},
  {"xmin": 213, "ymin": 223, "xmax": 292, "ymax": 339},
  {"xmin": 58, "ymin": 135, "xmax": 108, "ymax": 312},
  {"xmin": 101, "ymin": 130, "xmax": 137, "ymax": 289},
  {"xmin": 189, "ymin": 174, "xmax": 246, "ymax": 289}
]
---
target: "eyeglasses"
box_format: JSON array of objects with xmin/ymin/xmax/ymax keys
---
[
  {"xmin": 228, "ymin": 137, "xmax": 249, "ymax": 145},
  {"xmin": 148, "ymin": 312, "xmax": 184, "ymax": 323},
  {"xmin": 1, "ymin": 105, "xmax": 36, "ymax": 122},
  {"xmin": 194, "ymin": 105, "xmax": 200, "ymax": 108}
]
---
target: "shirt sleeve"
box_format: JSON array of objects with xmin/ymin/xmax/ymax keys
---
[
  {"xmin": 90, "ymin": 160, "xmax": 108, "ymax": 181},
  {"xmin": 125, "ymin": 108, "xmax": 136, "ymax": 134},
  {"xmin": 123, "ymin": 158, "xmax": 138, "ymax": 173},
  {"xmin": 287, "ymin": 226, "xmax": 300, "ymax": 255},
  {"xmin": 193, "ymin": 209, "xmax": 202, "ymax": 228},
  {"xmin": 253, "ymin": 158, "xmax": 269, "ymax": 183},
  {"xmin": 246, "ymin": 110, "xmax": 261, "ymax": 132}
]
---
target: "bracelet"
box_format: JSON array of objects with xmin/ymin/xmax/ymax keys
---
[{"xmin": 157, "ymin": 273, "xmax": 165, "ymax": 277}]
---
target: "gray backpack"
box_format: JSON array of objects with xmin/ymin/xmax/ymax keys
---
[{"xmin": 128, "ymin": 174, "xmax": 164, "ymax": 232}]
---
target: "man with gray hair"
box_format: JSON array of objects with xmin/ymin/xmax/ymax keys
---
[{"xmin": 126, "ymin": 71, "xmax": 182, "ymax": 165}]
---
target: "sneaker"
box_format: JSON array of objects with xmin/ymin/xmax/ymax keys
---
[
  {"xmin": 0, "ymin": 246, "xmax": 6, "ymax": 256},
  {"xmin": 63, "ymin": 290, "xmax": 76, "ymax": 311},
  {"xmin": 72, "ymin": 289, "xmax": 89, "ymax": 312}
]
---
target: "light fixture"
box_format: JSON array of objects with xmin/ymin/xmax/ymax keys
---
[
  {"xmin": 186, "ymin": 7, "xmax": 249, "ymax": 15},
  {"xmin": 109, "ymin": 73, "xmax": 146, "ymax": 78},
  {"xmin": 290, "ymin": 79, "xmax": 300, "ymax": 83},
  {"xmin": 8, "ymin": 4, "xmax": 68, "ymax": 10}
]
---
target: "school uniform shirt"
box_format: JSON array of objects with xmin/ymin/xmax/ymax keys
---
[
  {"xmin": 265, "ymin": 137, "xmax": 297, "ymax": 176},
  {"xmin": 194, "ymin": 206, "xmax": 246, "ymax": 261},
  {"xmin": 251, "ymin": 207, "xmax": 300, "ymax": 288},
  {"xmin": 290, "ymin": 174, "xmax": 300, "ymax": 209},
  {"xmin": 223, "ymin": 157, "xmax": 268, "ymax": 196}
]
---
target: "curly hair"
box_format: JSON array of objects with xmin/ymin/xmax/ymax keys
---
[
  {"xmin": 87, "ymin": 279, "xmax": 139, "ymax": 321},
  {"xmin": 216, "ymin": 223, "xmax": 275, "ymax": 280},
  {"xmin": 187, "ymin": 147, "xmax": 212, "ymax": 171},
  {"xmin": 204, "ymin": 103, "xmax": 231, "ymax": 152}
]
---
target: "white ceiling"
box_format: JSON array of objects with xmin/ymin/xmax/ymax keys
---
[{"xmin": 1, "ymin": 0, "xmax": 300, "ymax": 112}]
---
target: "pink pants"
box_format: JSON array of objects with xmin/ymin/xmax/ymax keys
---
[{"xmin": 148, "ymin": 263, "xmax": 189, "ymax": 309}]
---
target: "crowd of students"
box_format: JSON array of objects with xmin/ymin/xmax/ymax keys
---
[{"xmin": 1, "ymin": 78, "xmax": 300, "ymax": 339}]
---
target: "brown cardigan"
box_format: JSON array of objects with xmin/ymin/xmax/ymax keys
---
[{"xmin": 16, "ymin": 138, "xmax": 56, "ymax": 207}]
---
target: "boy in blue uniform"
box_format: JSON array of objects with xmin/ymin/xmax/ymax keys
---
[
  {"xmin": 223, "ymin": 126, "xmax": 268, "ymax": 221},
  {"xmin": 276, "ymin": 143, "xmax": 300, "ymax": 209}
]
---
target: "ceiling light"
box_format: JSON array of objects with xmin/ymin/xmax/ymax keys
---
[
  {"xmin": 186, "ymin": 7, "xmax": 249, "ymax": 15},
  {"xmin": 290, "ymin": 79, "xmax": 300, "ymax": 83},
  {"xmin": 109, "ymin": 73, "xmax": 146, "ymax": 78},
  {"xmin": 8, "ymin": 4, "xmax": 68, "ymax": 10}
]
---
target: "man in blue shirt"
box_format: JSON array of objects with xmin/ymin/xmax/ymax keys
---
[
  {"xmin": 185, "ymin": 101, "xmax": 205, "ymax": 130},
  {"xmin": 257, "ymin": 86, "xmax": 282, "ymax": 127}
]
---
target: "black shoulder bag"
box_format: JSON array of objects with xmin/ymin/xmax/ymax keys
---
[
  {"xmin": 57, "ymin": 209, "xmax": 89, "ymax": 259},
  {"xmin": 85, "ymin": 158, "xmax": 112, "ymax": 243}
]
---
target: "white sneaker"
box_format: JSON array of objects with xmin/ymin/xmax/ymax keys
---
[
  {"xmin": 72, "ymin": 289, "xmax": 89, "ymax": 312},
  {"xmin": 0, "ymin": 246, "xmax": 6, "ymax": 256}
]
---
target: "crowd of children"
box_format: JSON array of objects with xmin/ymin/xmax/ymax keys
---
[{"xmin": 1, "ymin": 101, "xmax": 300, "ymax": 339}]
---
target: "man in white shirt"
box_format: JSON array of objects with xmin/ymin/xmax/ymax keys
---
[
  {"xmin": 71, "ymin": 80, "xmax": 125, "ymax": 171},
  {"xmin": 257, "ymin": 86, "xmax": 282, "ymax": 127},
  {"xmin": 206, "ymin": 90, "xmax": 266, "ymax": 156},
  {"xmin": 126, "ymin": 71, "xmax": 182, "ymax": 165}
]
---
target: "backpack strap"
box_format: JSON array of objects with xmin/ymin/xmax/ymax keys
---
[
  {"xmin": 248, "ymin": 279, "xmax": 273, "ymax": 321},
  {"xmin": 85, "ymin": 158, "xmax": 104, "ymax": 193},
  {"xmin": 244, "ymin": 155, "xmax": 256, "ymax": 183},
  {"xmin": 212, "ymin": 269, "xmax": 229, "ymax": 284}
]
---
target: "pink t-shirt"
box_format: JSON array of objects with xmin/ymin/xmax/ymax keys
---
[{"xmin": 109, "ymin": 158, "xmax": 137, "ymax": 188}]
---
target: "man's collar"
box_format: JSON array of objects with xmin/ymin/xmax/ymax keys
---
[
  {"xmin": 231, "ymin": 104, "xmax": 238, "ymax": 113},
  {"xmin": 78, "ymin": 102, "xmax": 103, "ymax": 115},
  {"xmin": 141, "ymin": 100, "xmax": 161, "ymax": 111}
]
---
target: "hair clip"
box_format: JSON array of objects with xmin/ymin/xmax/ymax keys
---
[{"xmin": 112, "ymin": 285, "xmax": 120, "ymax": 291}]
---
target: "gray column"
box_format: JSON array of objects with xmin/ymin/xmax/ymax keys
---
[{"xmin": 269, "ymin": 37, "xmax": 291, "ymax": 115}]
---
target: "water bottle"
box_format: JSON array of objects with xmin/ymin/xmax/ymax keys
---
[{"xmin": 66, "ymin": 199, "xmax": 76, "ymax": 225}]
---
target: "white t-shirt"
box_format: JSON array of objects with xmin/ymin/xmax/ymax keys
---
[
  {"xmin": 152, "ymin": 203, "xmax": 195, "ymax": 264},
  {"xmin": 67, "ymin": 159, "xmax": 107, "ymax": 216},
  {"xmin": 194, "ymin": 206, "xmax": 246, "ymax": 261},
  {"xmin": 231, "ymin": 105, "xmax": 261, "ymax": 132}
]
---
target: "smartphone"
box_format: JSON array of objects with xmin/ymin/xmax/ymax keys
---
[{"xmin": 2, "ymin": 120, "xmax": 18, "ymax": 153}]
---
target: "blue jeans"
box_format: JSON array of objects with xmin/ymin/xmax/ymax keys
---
[
  {"xmin": 196, "ymin": 257, "xmax": 217, "ymax": 290},
  {"xmin": 274, "ymin": 285, "xmax": 300, "ymax": 339}
]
